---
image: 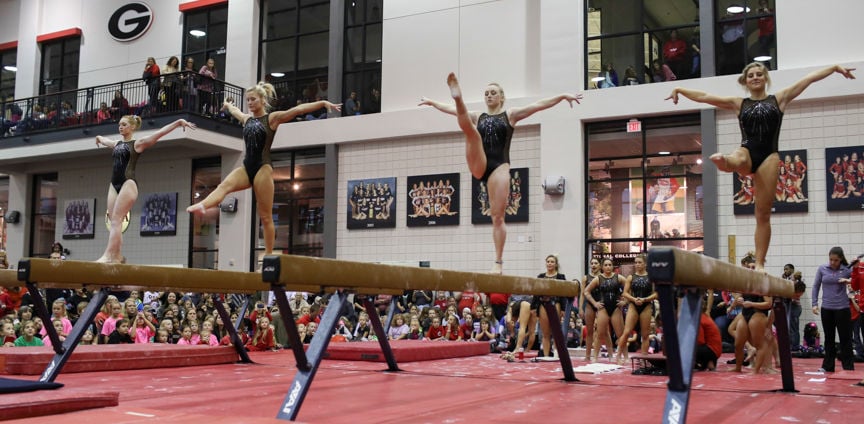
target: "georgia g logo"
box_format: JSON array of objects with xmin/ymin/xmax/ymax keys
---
[{"xmin": 108, "ymin": 3, "xmax": 153, "ymax": 42}]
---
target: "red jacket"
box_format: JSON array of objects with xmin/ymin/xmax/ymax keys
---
[{"xmin": 663, "ymin": 39, "xmax": 687, "ymax": 62}]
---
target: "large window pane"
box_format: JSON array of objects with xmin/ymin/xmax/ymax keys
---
[
  {"xmin": 191, "ymin": 162, "xmax": 220, "ymax": 270},
  {"xmin": 264, "ymin": 37, "xmax": 299, "ymax": 75},
  {"xmin": 299, "ymin": 3, "xmax": 329, "ymax": 33},
  {"xmin": 298, "ymin": 33, "xmax": 329, "ymax": 71},
  {"xmin": 344, "ymin": 27, "xmax": 364, "ymax": 71},
  {"xmin": 716, "ymin": 0, "xmax": 777, "ymax": 75},
  {"xmin": 1, "ymin": 49, "xmax": 17, "ymax": 99},
  {"xmin": 365, "ymin": 23, "xmax": 382, "ymax": 63},
  {"xmin": 263, "ymin": 9, "xmax": 298, "ymax": 40}
]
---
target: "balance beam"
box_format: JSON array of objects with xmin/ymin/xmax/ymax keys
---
[
  {"xmin": 262, "ymin": 254, "xmax": 580, "ymax": 296},
  {"xmin": 647, "ymin": 246, "xmax": 796, "ymax": 424},
  {"xmin": 15, "ymin": 258, "xmax": 321, "ymax": 294},
  {"xmin": 647, "ymin": 247, "xmax": 794, "ymax": 297}
]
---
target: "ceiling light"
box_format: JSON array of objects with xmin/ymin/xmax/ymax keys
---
[
  {"xmin": 658, "ymin": 151, "xmax": 671, "ymax": 155},
  {"xmin": 189, "ymin": 30, "xmax": 206, "ymax": 37},
  {"xmin": 726, "ymin": 5, "xmax": 750, "ymax": 14},
  {"xmin": 293, "ymin": 183, "xmax": 300, "ymax": 191},
  {"xmin": 754, "ymin": 55, "xmax": 772, "ymax": 62},
  {"xmin": 270, "ymin": 72, "xmax": 285, "ymax": 78},
  {"xmin": 3, "ymin": 65, "xmax": 16, "ymax": 72},
  {"xmin": 696, "ymin": 158, "xmax": 703, "ymax": 165}
]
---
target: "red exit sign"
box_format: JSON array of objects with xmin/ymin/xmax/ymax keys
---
[{"xmin": 627, "ymin": 119, "xmax": 641, "ymax": 133}]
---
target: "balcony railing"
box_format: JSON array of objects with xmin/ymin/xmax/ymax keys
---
[{"xmin": 0, "ymin": 71, "xmax": 245, "ymax": 138}]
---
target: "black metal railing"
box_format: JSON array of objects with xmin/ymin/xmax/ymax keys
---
[{"xmin": 0, "ymin": 71, "xmax": 246, "ymax": 138}]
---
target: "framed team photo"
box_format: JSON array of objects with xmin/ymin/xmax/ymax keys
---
[
  {"xmin": 406, "ymin": 173, "xmax": 460, "ymax": 227},
  {"xmin": 140, "ymin": 192, "xmax": 178, "ymax": 236},
  {"xmin": 62, "ymin": 198, "xmax": 95, "ymax": 239},
  {"xmin": 347, "ymin": 177, "xmax": 397, "ymax": 229},
  {"xmin": 825, "ymin": 146, "xmax": 864, "ymax": 211},
  {"xmin": 471, "ymin": 167, "xmax": 529, "ymax": 224},
  {"xmin": 733, "ymin": 149, "xmax": 809, "ymax": 215}
]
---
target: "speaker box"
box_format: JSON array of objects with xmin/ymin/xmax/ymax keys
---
[
  {"xmin": 219, "ymin": 197, "xmax": 238, "ymax": 213},
  {"xmin": 5, "ymin": 211, "xmax": 20, "ymax": 223}
]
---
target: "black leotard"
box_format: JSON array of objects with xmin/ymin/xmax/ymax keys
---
[
  {"xmin": 534, "ymin": 272, "xmax": 566, "ymax": 310},
  {"xmin": 476, "ymin": 112, "xmax": 514, "ymax": 181},
  {"xmin": 741, "ymin": 294, "xmax": 768, "ymax": 322},
  {"xmin": 111, "ymin": 140, "xmax": 139, "ymax": 192},
  {"xmin": 598, "ymin": 273, "xmax": 621, "ymax": 314},
  {"xmin": 242, "ymin": 114, "xmax": 276, "ymax": 183},
  {"xmin": 739, "ymin": 95, "xmax": 783, "ymax": 174},
  {"xmin": 629, "ymin": 274, "xmax": 654, "ymax": 314}
]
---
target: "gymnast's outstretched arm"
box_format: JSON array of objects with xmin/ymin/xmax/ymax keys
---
[{"xmin": 508, "ymin": 93, "xmax": 582, "ymax": 124}]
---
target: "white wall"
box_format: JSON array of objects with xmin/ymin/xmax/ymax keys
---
[
  {"xmin": 382, "ymin": 0, "xmax": 534, "ymax": 113},
  {"xmin": 777, "ymin": 1, "xmax": 864, "ymax": 69},
  {"xmin": 0, "ymin": 0, "xmax": 20, "ymax": 44}
]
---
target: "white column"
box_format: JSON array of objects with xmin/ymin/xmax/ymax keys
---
[
  {"xmin": 5, "ymin": 172, "xmax": 30, "ymax": 267},
  {"xmin": 14, "ymin": 0, "xmax": 42, "ymax": 99},
  {"xmin": 223, "ymin": 1, "xmax": 259, "ymax": 89},
  {"xmin": 216, "ymin": 151, "xmax": 254, "ymax": 271}
]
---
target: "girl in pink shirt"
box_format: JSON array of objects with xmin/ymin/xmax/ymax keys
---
[{"xmin": 133, "ymin": 312, "xmax": 156, "ymax": 343}]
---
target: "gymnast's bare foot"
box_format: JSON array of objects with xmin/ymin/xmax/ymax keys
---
[
  {"xmin": 186, "ymin": 203, "xmax": 207, "ymax": 216},
  {"xmin": 710, "ymin": 153, "xmax": 732, "ymax": 172},
  {"xmin": 490, "ymin": 260, "xmax": 503, "ymax": 275},
  {"xmin": 95, "ymin": 255, "xmax": 125, "ymax": 264},
  {"xmin": 447, "ymin": 73, "xmax": 462, "ymax": 99}
]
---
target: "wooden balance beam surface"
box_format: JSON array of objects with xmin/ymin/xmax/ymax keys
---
[
  {"xmin": 647, "ymin": 247, "xmax": 795, "ymax": 298},
  {"xmin": 263, "ymin": 255, "xmax": 580, "ymax": 296},
  {"xmin": 15, "ymin": 258, "xmax": 321, "ymax": 294}
]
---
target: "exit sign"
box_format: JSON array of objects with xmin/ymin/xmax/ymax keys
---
[{"xmin": 627, "ymin": 119, "xmax": 641, "ymax": 133}]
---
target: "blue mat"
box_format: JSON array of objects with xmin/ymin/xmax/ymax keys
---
[{"xmin": 0, "ymin": 377, "xmax": 63, "ymax": 394}]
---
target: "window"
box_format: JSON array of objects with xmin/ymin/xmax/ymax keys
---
[
  {"xmin": 586, "ymin": 115, "xmax": 703, "ymax": 268},
  {"xmin": 586, "ymin": 0, "xmax": 700, "ymax": 89},
  {"xmin": 182, "ymin": 4, "xmax": 228, "ymax": 83},
  {"xmin": 30, "ymin": 173, "xmax": 58, "ymax": 258},
  {"xmin": 716, "ymin": 0, "xmax": 776, "ymax": 75},
  {"xmin": 343, "ymin": 0, "xmax": 382, "ymax": 115},
  {"xmin": 39, "ymin": 37, "xmax": 80, "ymax": 101},
  {"xmin": 0, "ymin": 49, "xmax": 15, "ymax": 101},
  {"xmin": 190, "ymin": 159, "xmax": 221, "ymax": 269},
  {"xmin": 260, "ymin": 0, "xmax": 331, "ymax": 112},
  {"xmin": 253, "ymin": 149, "xmax": 326, "ymax": 267}
]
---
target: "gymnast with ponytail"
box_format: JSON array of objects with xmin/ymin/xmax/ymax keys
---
[{"xmin": 186, "ymin": 82, "xmax": 341, "ymax": 258}]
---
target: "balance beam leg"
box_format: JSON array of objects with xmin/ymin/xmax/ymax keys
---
[
  {"xmin": 271, "ymin": 285, "xmax": 310, "ymax": 371},
  {"xmin": 363, "ymin": 296, "xmax": 400, "ymax": 372},
  {"xmin": 276, "ymin": 291, "xmax": 349, "ymax": 421},
  {"xmin": 213, "ymin": 296, "xmax": 252, "ymax": 363},
  {"xmin": 772, "ymin": 300, "xmax": 797, "ymax": 392},
  {"xmin": 41, "ymin": 288, "xmax": 110, "ymax": 383},
  {"xmin": 27, "ymin": 284, "xmax": 64, "ymax": 353},
  {"xmin": 542, "ymin": 300, "xmax": 577, "ymax": 382},
  {"xmin": 656, "ymin": 285, "xmax": 703, "ymax": 424}
]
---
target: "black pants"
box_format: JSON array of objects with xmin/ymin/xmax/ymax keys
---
[
  {"xmin": 695, "ymin": 344, "xmax": 718, "ymax": 370},
  {"xmin": 821, "ymin": 307, "xmax": 854, "ymax": 371}
]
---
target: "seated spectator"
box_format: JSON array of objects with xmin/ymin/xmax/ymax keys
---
[
  {"xmin": 246, "ymin": 316, "xmax": 275, "ymax": 351},
  {"xmin": 343, "ymin": 91, "xmax": 360, "ymax": 116},
  {"xmin": 597, "ymin": 63, "xmax": 619, "ymax": 88},
  {"xmin": 79, "ymin": 328, "xmax": 97, "ymax": 345},
  {"xmin": 407, "ymin": 316, "xmax": 423, "ymax": 340},
  {"xmin": 96, "ymin": 102, "xmax": 113, "ymax": 123},
  {"xmin": 132, "ymin": 312, "xmax": 155, "ymax": 343},
  {"xmin": 445, "ymin": 314, "xmax": 461, "ymax": 341},
  {"xmin": 353, "ymin": 312, "xmax": 371, "ymax": 341},
  {"xmin": 198, "ymin": 328, "xmax": 217, "ymax": 346},
  {"xmin": 622, "ymin": 66, "xmax": 641, "ymax": 85},
  {"xmin": 387, "ymin": 314, "xmax": 409, "ymax": 340},
  {"xmin": 304, "ymin": 322, "xmax": 318, "ymax": 343},
  {"xmin": 177, "ymin": 325, "xmax": 194, "ymax": 345},
  {"xmin": 111, "ymin": 90, "xmax": 130, "ymax": 116},
  {"xmin": 650, "ymin": 59, "xmax": 676, "ymax": 83},
  {"xmin": 334, "ymin": 316, "xmax": 353, "ymax": 341},
  {"xmin": 107, "ymin": 318, "xmax": 134, "ymax": 344},
  {"xmin": 42, "ymin": 318, "xmax": 68, "ymax": 347},
  {"xmin": 474, "ymin": 318, "xmax": 495, "ymax": 342},
  {"xmin": 2, "ymin": 322, "xmax": 16, "ymax": 346},
  {"xmin": 14, "ymin": 321, "xmax": 43, "ymax": 346},
  {"xmin": 155, "ymin": 329, "xmax": 170, "ymax": 344}
]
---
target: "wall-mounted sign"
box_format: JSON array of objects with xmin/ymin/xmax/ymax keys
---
[{"xmin": 108, "ymin": 2, "xmax": 153, "ymax": 42}]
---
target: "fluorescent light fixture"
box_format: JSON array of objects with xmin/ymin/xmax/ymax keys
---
[
  {"xmin": 658, "ymin": 151, "xmax": 671, "ymax": 155},
  {"xmin": 591, "ymin": 76, "xmax": 605, "ymax": 82},
  {"xmin": 696, "ymin": 158, "xmax": 703, "ymax": 165},
  {"xmin": 3, "ymin": 65, "xmax": 17, "ymax": 72},
  {"xmin": 270, "ymin": 72, "xmax": 285, "ymax": 78},
  {"xmin": 189, "ymin": 29, "xmax": 206, "ymax": 37},
  {"xmin": 726, "ymin": 5, "xmax": 750, "ymax": 13},
  {"xmin": 754, "ymin": 55, "xmax": 772, "ymax": 62}
]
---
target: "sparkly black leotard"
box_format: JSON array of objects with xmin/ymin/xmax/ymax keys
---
[
  {"xmin": 476, "ymin": 112, "xmax": 514, "ymax": 181},
  {"xmin": 739, "ymin": 95, "xmax": 783, "ymax": 174},
  {"xmin": 629, "ymin": 274, "xmax": 654, "ymax": 314},
  {"xmin": 741, "ymin": 294, "xmax": 768, "ymax": 322},
  {"xmin": 598, "ymin": 273, "xmax": 622, "ymax": 313},
  {"xmin": 111, "ymin": 140, "xmax": 140, "ymax": 192},
  {"xmin": 243, "ymin": 114, "xmax": 276, "ymax": 183}
]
